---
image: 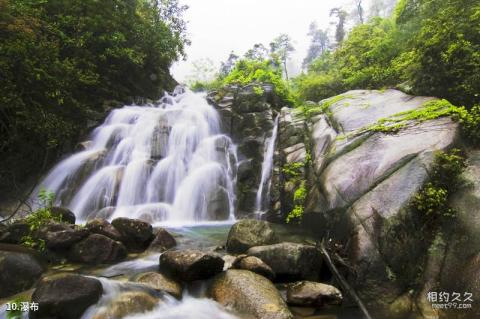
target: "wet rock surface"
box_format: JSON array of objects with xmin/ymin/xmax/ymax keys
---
[
  {"xmin": 148, "ymin": 227, "xmax": 176, "ymax": 252},
  {"xmin": 92, "ymin": 291, "xmax": 158, "ymax": 319},
  {"xmin": 0, "ymin": 250, "xmax": 45, "ymax": 298},
  {"xmin": 30, "ymin": 274, "xmax": 103, "ymax": 319},
  {"xmin": 159, "ymin": 249, "xmax": 224, "ymax": 281},
  {"xmin": 68, "ymin": 233, "xmax": 127, "ymax": 264},
  {"xmin": 111, "ymin": 217, "xmax": 154, "ymax": 251}
]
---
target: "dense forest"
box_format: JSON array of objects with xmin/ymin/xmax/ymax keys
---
[
  {"xmin": 192, "ymin": 0, "xmax": 479, "ymax": 145},
  {"xmin": 0, "ymin": 0, "xmax": 188, "ymax": 198}
]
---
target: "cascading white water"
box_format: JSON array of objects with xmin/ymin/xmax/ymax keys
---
[
  {"xmin": 33, "ymin": 87, "xmax": 238, "ymax": 224},
  {"xmin": 254, "ymin": 115, "xmax": 279, "ymax": 214}
]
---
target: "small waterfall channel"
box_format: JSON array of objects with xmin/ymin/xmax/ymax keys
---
[
  {"xmin": 254, "ymin": 115, "xmax": 279, "ymax": 215},
  {"xmin": 33, "ymin": 87, "xmax": 238, "ymax": 224}
]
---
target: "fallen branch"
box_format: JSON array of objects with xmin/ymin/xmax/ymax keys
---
[{"xmin": 318, "ymin": 240, "xmax": 373, "ymax": 319}]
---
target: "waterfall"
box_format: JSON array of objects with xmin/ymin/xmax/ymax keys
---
[
  {"xmin": 254, "ymin": 115, "xmax": 279, "ymax": 214},
  {"xmin": 33, "ymin": 86, "xmax": 238, "ymax": 224}
]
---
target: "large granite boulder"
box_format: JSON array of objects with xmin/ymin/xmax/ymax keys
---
[
  {"xmin": 159, "ymin": 249, "xmax": 224, "ymax": 281},
  {"xmin": 49, "ymin": 207, "xmax": 76, "ymax": 224},
  {"xmin": 68, "ymin": 233, "xmax": 127, "ymax": 264},
  {"xmin": 45, "ymin": 228, "xmax": 89, "ymax": 249},
  {"xmin": 30, "ymin": 275, "xmax": 103, "ymax": 319},
  {"xmin": 226, "ymin": 219, "xmax": 277, "ymax": 254},
  {"xmin": 210, "ymin": 269, "xmax": 293, "ymax": 319},
  {"xmin": 0, "ymin": 250, "xmax": 45, "ymax": 298},
  {"xmin": 246, "ymin": 242, "xmax": 322, "ymax": 281}
]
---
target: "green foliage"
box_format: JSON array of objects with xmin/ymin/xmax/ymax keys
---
[
  {"xmin": 282, "ymin": 162, "xmax": 305, "ymax": 178},
  {"xmin": 365, "ymin": 99, "xmax": 462, "ymax": 133},
  {"xmin": 457, "ymin": 105, "xmax": 480, "ymax": 146},
  {"xmin": 286, "ymin": 181, "xmax": 307, "ymax": 223},
  {"xmin": 21, "ymin": 189, "xmax": 62, "ymax": 251},
  {"xmin": 296, "ymin": 0, "xmax": 479, "ymax": 112},
  {"xmin": 0, "ymin": 0, "xmax": 187, "ymax": 196},
  {"xmin": 222, "ymin": 58, "xmax": 296, "ymax": 105}
]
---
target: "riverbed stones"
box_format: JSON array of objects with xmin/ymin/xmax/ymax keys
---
[
  {"xmin": 0, "ymin": 221, "xmax": 30, "ymax": 244},
  {"xmin": 133, "ymin": 272, "xmax": 183, "ymax": 299},
  {"xmin": 226, "ymin": 219, "xmax": 277, "ymax": 254},
  {"xmin": 45, "ymin": 228, "xmax": 89, "ymax": 249},
  {"xmin": 111, "ymin": 217, "xmax": 154, "ymax": 251},
  {"xmin": 0, "ymin": 250, "xmax": 45, "ymax": 298},
  {"xmin": 159, "ymin": 249, "xmax": 224, "ymax": 281},
  {"xmin": 68, "ymin": 233, "xmax": 127, "ymax": 264},
  {"xmin": 286, "ymin": 281, "xmax": 343, "ymax": 307},
  {"xmin": 232, "ymin": 255, "xmax": 275, "ymax": 280},
  {"xmin": 148, "ymin": 227, "xmax": 176, "ymax": 252},
  {"xmin": 85, "ymin": 218, "xmax": 122, "ymax": 241},
  {"xmin": 30, "ymin": 274, "xmax": 103, "ymax": 319},
  {"xmin": 210, "ymin": 269, "xmax": 293, "ymax": 319},
  {"xmin": 246, "ymin": 242, "xmax": 322, "ymax": 281}
]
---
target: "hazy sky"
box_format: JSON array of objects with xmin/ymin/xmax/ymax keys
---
[{"xmin": 171, "ymin": 0, "xmax": 370, "ymax": 82}]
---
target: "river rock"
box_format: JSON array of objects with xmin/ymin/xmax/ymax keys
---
[
  {"xmin": 30, "ymin": 274, "xmax": 103, "ymax": 319},
  {"xmin": 133, "ymin": 272, "xmax": 183, "ymax": 299},
  {"xmin": 210, "ymin": 269, "xmax": 293, "ymax": 319},
  {"xmin": 226, "ymin": 219, "xmax": 277, "ymax": 254},
  {"xmin": 232, "ymin": 255, "xmax": 275, "ymax": 280},
  {"xmin": 286, "ymin": 281, "xmax": 343, "ymax": 307},
  {"xmin": 246, "ymin": 242, "xmax": 322, "ymax": 281},
  {"xmin": 92, "ymin": 291, "xmax": 158, "ymax": 319},
  {"xmin": 0, "ymin": 222, "xmax": 30, "ymax": 244},
  {"xmin": 0, "ymin": 250, "xmax": 45, "ymax": 298},
  {"xmin": 49, "ymin": 206, "xmax": 76, "ymax": 224},
  {"xmin": 85, "ymin": 218, "xmax": 122, "ymax": 241},
  {"xmin": 111, "ymin": 217, "xmax": 154, "ymax": 251},
  {"xmin": 159, "ymin": 249, "xmax": 224, "ymax": 281},
  {"xmin": 148, "ymin": 228, "xmax": 176, "ymax": 252},
  {"xmin": 68, "ymin": 233, "xmax": 127, "ymax": 264},
  {"xmin": 45, "ymin": 228, "xmax": 89, "ymax": 249}
]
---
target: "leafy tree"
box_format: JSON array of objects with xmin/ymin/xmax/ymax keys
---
[
  {"xmin": 244, "ymin": 43, "xmax": 269, "ymax": 61},
  {"xmin": 303, "ymin": 22, "xmax": 330, "ymax": 69},
  {"xmin": 330, "ymin": 8, "xmax": 348, "ymax": 45},
  {"xmin": 269, "ymin": 34, "xmax": 295, "ymax": 81},
  {"xmin": 0, "ymin": 0, "xmax": 188, "ymax": 199}
]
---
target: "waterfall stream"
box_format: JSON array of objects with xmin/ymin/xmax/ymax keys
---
[
  {"xmin": 254, "ymin": 115, "xmax": 279, "ymax": 215},
  {"xmin": 33, "ymin": 87, "xmax": 238, "ymax": 224}
]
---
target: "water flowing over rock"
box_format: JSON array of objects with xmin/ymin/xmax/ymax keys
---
[
  {"xmin": 133, "ymin": 272, "xmax": 183, "ymax": 299},
  {"xmin": 33, "ymin": 87, "xmax": 238, "ymax": 224},
  {"xmin": 210, "ymin": 269, "xmax": 293, "ymax": 319}
]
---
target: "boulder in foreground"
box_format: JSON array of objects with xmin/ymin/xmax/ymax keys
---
[
  {"xmin": 0, "ymin": 250, "xmax": 45, "ymax": 298},
  {"xmin": 133, "ymin": 271, "xmax": 183, "ymax": 299},
  {"xmin": 210, "ymin": 269, "xmax": 293, "ymax": 319},
  {"xmin": 30, "ymin": 274, "xmax": 103, "ymax": 319}
]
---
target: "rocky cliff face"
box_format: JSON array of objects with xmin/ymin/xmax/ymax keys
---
[{"xmin": 210, "ymin": 86, "xmax": 480, "ymax": 318}]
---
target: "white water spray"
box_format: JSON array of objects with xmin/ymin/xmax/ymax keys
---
[
  {"xmin": 33, "ymin": 87, "xmax": 238, "ymax": 224},
  {"xmin": 254, "ymin": 115, "xmax": 279, "ymax": 214}
]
